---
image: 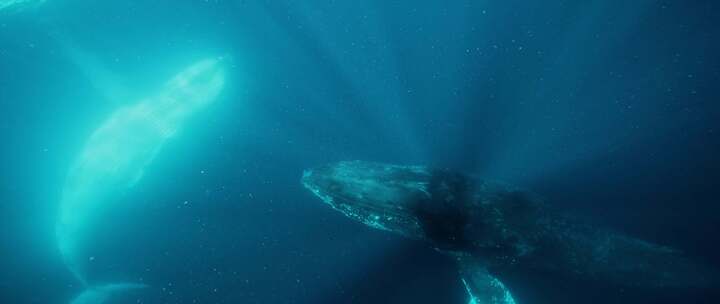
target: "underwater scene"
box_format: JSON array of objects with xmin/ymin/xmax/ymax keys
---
[{"xmin": 0, "ymin": 1, "xmax": 719, "ymax": 303}]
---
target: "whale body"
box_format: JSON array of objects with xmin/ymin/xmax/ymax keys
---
[
  {"xmin": 57, "ymin": 58, "xmax": 225, "ymax": 304},
  {"xmin": 302, "ymin": 161, "xmax": 713, "ymax": 304}
]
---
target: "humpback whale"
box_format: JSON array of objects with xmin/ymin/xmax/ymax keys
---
[
  {"xmin": 57, "ymin": 57, "xmax": 225, "ymax": 304},
  {"xmin": 302, "ymin": 160, "xmax": 713, "ymax": 304}
]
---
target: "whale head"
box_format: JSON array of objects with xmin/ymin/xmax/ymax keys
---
[
  {"xmin": 161, "ymin": 57, "xmax": 226, "ymax": 112},
  {"xmin": 135, "ymin": 57, "xmax": 227, "ymax": 135},
  {"xmin": 302, "ymin": 161, "xmax": 474, "ymax": 249}
]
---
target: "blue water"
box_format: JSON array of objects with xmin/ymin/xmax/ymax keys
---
[{"xmin": 0, "ymin": 1, "xmax": 718, "ymax": 303}]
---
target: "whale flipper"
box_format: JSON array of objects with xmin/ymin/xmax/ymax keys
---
[
  {"xmin": 457, "ymin": 255, "xmax": 516, "ymax": 304},
  {"xmin": 70, "ymin": 283, "xmax": 147, "ymax": 304}
]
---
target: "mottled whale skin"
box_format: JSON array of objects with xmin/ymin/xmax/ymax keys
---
[
  {"xmin": 57, "ymin": 58, "xmax": 225, "ymax": 304},
  {"xmin": 302, "ymin": 161, "xmax": 712, "ymax": 304}
]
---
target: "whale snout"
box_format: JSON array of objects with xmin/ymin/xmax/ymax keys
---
[
  {"xmin": 163, "ymin": 57, "xmax": 226, "ymax": 110},
  {"xmin": 301, "ymin": 166, "xmax": 340, "ymax": 207},
  {"xmin": 301, "ymin": 161, "xmax": 433, "ymax": 238}
]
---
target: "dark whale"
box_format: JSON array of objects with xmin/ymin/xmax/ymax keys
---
[{"xmin": 302, "ymin": 160, "xmax": 714, "ymax": 304}]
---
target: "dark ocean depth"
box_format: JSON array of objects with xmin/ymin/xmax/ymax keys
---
[{"xmin": 0, "ymin": 1, "xmax": 719, "ymax": 303}]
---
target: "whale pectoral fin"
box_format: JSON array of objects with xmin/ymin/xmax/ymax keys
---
[{"xmin": 457, "ymin": 256, "xmax": 517, "ymax": 304}]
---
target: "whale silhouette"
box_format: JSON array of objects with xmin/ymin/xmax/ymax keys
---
[
  {"xmin": 302, "ymin": 160, "xmax": 714, "ymax": 304},
  {"xmin": 57, "ymin": 57, "xmax": 225, "ymax": 304}
]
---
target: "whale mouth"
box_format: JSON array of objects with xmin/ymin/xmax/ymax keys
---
[{"xmin": 301, "ymin": 169, "xmax": 335, "ymax": 207}]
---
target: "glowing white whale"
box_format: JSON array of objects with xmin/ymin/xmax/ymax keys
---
[{"xmin": 57, "ymin": 58, "xmax": 225, "ymax": 304}]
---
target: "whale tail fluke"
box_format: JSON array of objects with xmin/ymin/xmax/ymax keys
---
[{"xmin": 70, "ymin": 282, "xmax": 148, "ymax": 304}]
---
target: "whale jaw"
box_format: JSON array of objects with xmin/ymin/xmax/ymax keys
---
[{"xmin": 302, "ymin": 160, "xmax": 431, "ymax": 240}]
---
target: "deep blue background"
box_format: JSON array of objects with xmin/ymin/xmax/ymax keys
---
[{"xmin": 0, "ymin": 0, "xmax": 718, "ymax": 303}]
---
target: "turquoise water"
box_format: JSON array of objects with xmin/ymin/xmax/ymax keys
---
[{"xmin": 0, "ymin": 1, "xmax": 718, "ymax": 303}]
